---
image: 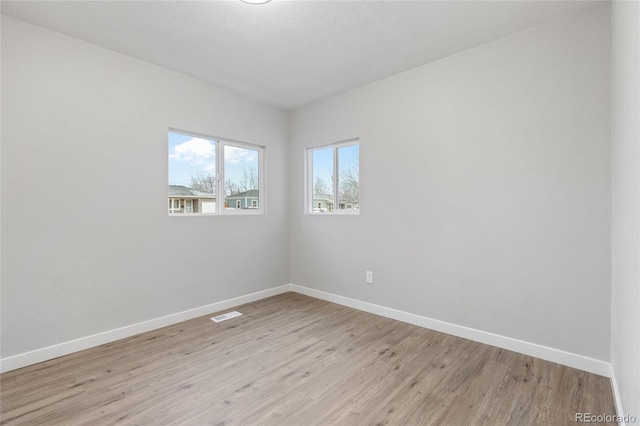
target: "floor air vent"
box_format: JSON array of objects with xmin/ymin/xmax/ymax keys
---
[{"xmin": 211, "ymin": 311, "xmax": 242, "ymax": 323}]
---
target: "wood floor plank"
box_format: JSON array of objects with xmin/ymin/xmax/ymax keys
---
[{"xmin": 0, "ymin": 292, "xmax": 616, "ymax": 425}]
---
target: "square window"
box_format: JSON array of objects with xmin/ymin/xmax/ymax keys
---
[{"xmin": 168, "ymin": 130, "xmax": 264, "ymax": 215}]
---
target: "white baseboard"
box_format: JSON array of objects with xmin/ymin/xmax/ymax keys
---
[
  {"xmin": 609, "ymin": 364, "xmax": 627, "ymax": 425},
  {"xmin": 0, "ymin": 285, "xmax": 291, "ymax": 373},
  {"xmin": 2, "ymin": 283, "xmax": 612, "ymax": 380},
  {"xmin": 290, "ymin": 284, "xmax": 612, "ymax": 377}
]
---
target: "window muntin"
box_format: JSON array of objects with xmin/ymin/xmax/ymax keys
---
[
  {"xmin": 307, "ymin": 139, "xmax": 359, "ymax": 214},
  {"xmin": 168, "ymin": 130, "xmax": 264, "ymax": 215}
]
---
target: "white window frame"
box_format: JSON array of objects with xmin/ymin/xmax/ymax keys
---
[
  {"xmin": 251, "ymin": 199, "xmax": 258, "ymax": 208},
  {"xmin": 169, "ymin": 128, "xmax": 265, "ymax": 216},
  {"xmin": 306, "ymin": 138, "xmax": 359, "ymax": 215}
]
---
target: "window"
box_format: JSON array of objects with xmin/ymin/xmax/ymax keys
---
[
  {"xmin": 168, "ymin": 130, "xmax": 264, "ymax": 215},
  {"xmin": 169, "ymin": 198, "xmax": 181, "ymax": 213},
  {"xmin": 307, "ymin": 139, "xmax": 359, "ymax": 214}
]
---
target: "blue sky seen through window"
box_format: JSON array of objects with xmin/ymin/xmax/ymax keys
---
[
  {"xmin": 311, "ymin": 144, "xmax": 359, "ymax": 195},
  {"xmin": 168, "ymin": 132, "xmax": 215, "ymax": 187},
  {"xmin": 168, "ymin": 132, "xmax": 259, "ymax": 195},
  {"xmin": 310, "ymin": 142, "xmax": 359, "ymax": 213},
  {"xmin": 312, "ymin": 147, "xmax": 334, "ymax": 196}
]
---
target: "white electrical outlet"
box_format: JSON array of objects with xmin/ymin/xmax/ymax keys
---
[{"xmin": 366, "ymin": 271, "xmax": 374, "ymax": 284}]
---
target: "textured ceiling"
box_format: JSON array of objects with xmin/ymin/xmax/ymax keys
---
[{"xmin": 1, "ymin": 0, "xmax": 605, "ymax": 110}]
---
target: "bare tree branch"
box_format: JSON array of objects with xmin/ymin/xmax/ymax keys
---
[
  {"xmin": 225, "ymin": 179, "xmax": 239, "ymax": 196},
  {"xmin": 339, "ymin": 159, "xmax": 359, "ymax": 203},
  {"xmin": 190, "ymin": 172, "xmax": 216, "ymax": 195},
  {"xmin": 313, "ymin": 176, "xmax": 330, "ymax": 195},
  {"xmin": 240, "ymin": 168, "xmax": 259, "ymax": 192}
]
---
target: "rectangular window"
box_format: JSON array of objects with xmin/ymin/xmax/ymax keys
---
[
  {"xmin": 307, "ymin": 139, "xmax": 359, "ymax": 214},
  {"xmin": 168, "ymin": 130, "xmax": 264, "ymax": 215},
  {"xmin": 169, "ymin": 198, "xmax": 181, "ymax": 213}
]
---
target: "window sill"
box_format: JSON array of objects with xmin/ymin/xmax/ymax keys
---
[
  {"xmin": 305, "ymin": 210, "xmax": 359, "ymax": 216},
  {"xmin": 169, "ymin": 211, "xmax": 264, "ymax": 217}
]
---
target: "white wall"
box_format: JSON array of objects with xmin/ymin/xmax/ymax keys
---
[
  {"xmin": 0, "ymin": 2, "xmax": 622, "ymax": 384},
  {"xmin": 611, "ymin": 0, "xmax": 640, "ymax": 420},
  {"xmin": 290, "ymin": 6, "xmax": 611, "ymax": 361},
  {"xmin": 0, "ymin": 16, "xmax": 290, "ymax": 358}
]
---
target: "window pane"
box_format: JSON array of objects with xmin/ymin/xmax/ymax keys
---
[
  {"xmin": 312, "ymin": 147, "xmax": 334, "ymax": 212},
  {"xmin": 168, "ymin": 132, "xmax": 217, "ymax": 214},
  {"xmin": 224, "ymin": 145, "xmax": 260, "ymax": 210},
  {"xmin": 307, "ymin": 139, "xmax": 359, "ymax": 215},
  {"xmin": 337, "ymin": 144, "xmax": 359, "ymax": 210}
]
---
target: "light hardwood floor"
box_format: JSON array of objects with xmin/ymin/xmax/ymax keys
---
[{"xmin": 1, "ymin": 292, "xmax": 615, "ymax": 425}]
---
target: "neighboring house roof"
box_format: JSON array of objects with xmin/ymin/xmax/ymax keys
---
[
  {"xmin": 339, "ymin": 197, "xmax": 359, "ymax": 204},
  {"xmin": 168, "ymin": 185, "xmax": 215, "ymax": 199},
  {"xmin": 313, "ymin": 193, "xmax": 334, "ymax": 201},
  {"xmin": 313, "ymin": 193, "xmax": 359, "ymax": 204},
  {"xmin": 226, "ymin": 189, "xmax": 259, "ymax": 199}
]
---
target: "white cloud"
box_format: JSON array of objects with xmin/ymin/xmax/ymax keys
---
[
  {"xmin": 224, "ymin": 146, "xmax": 258, "ymax": 165},
  {"xmin": 169, "ymin": 137, "xmax": 215, "ymax": 164}
]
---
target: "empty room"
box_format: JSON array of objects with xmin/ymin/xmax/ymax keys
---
[{"xmin": 1, "ymin": 0, "xmax": 638, "ymax": 425}]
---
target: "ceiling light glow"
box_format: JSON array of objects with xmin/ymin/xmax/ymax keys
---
[{"xmin": 240, "ymin": 0, "xmax": 271, "ymax": 4}]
